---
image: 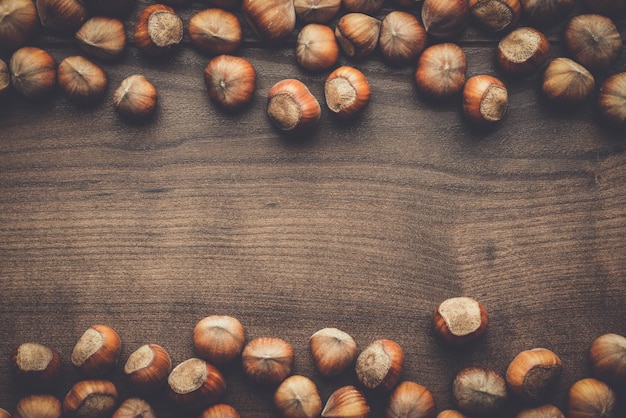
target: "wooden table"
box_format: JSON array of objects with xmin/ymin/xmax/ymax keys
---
[{"xmin": 1, "ymin": 1, "xmax": 625, "ymax": 417}]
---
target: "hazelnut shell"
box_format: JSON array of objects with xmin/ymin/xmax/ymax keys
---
[
  {"xmin": 113, "ymin": 74, "xmax": 158, "ymax": 120},
  {"xmin": 204, "ymin": 55, "xmax": 257, "ymax": 112},
  {"xmin": 10, "ymin": 342, "xmax": 62, "ymax": 390},
  {"xmin": 124, "ymin": 344, "xmax": 172, "ymax": 395},
  {"xmin": 267, "ymin": 79, "xmax": 321, "ymax": 132},
  {"xmin": 321, "ymin": 385, "xmax": 370, "ymax": 418},
  {"xmin": 9, "ymin": 46, "xmax": 57, "ymax": 99},
  {"xmin": 242, "ymin": 0, "xmax": 296, "ymax": 42},
  {"xmin": 324, "ymin": 66, "xmax": 371, "ymax": 120},
  {"xmin": 385, "ymin": 381, "xmax": 435, "ymax": 418},
  {"xmin": 111, "ymin": 398, "xmax": 156, "ymax": 418},
  {"xmin": 167, "ymin": 358, "xmax": 227, "ymax": 411},
  {"xmin": 241, "ymin": 337, "xmax": 295, "ymax": 385},
  {"xmin": 433, "ymin": 296, "xmax": 489, "ymax": 344},
  {"xmin": 193, "ymin": 315, "xmax": 246, "ymax": 366},
  {"xmin": 505, "ymin": 348, "xmax": 563, "ymax": 403},
  {"xmin": 75, "ymin": 17, "xmax": 126, "ymax": 62},
  {"xmin": 71, "ymin": 324, "xmax": 121, "ymax": 377},
  {"xmin": 188, "ymin": 9, "xmax": 242, "ymax": 56},
  {"xmin": 199, "ymin": 404, "xmax": 241, "ymax": 418},
  {"xmin": 355, "ymin": 339, "xmax": 404, "ymax": 392},
  {"xmin": 15, "ymin": 394, "xmax": 62, "ymax": 418},
  {"xmin": 335, "ymin": 13, "xmax": 381, "ymax": 59},
  {"xmin": 62, "ymin": 380, "xmax": 118, "ymax": 418},
  {"xmin": 134, "ymin": 4, "xmax": 183, "ymax": 57},
  {"xmin": 35, "ymin": 0, "xmax": 86, "ymax": 32},
  {"xmin": 0, "ymin": 0, "xmax": 38, "ymax": 51},
  {"xmin": 589, "ymin": 333, "xmax": 626, "ymax": 384},
  {"xmin": 309, "ymin": 327, "xmax": 358, "ymax": 377}
]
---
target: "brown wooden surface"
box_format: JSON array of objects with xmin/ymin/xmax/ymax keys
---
[{"xmin": 1, "ymin": 1, "xmax": 625, "ymax": 417}]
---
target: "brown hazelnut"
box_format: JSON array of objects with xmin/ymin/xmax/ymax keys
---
[
  {"xmin": 453, "ymin": 367, "xmax": 508, "ymax": 417},
  {"xmin": 517, "ymin": 404, "xmax": 565, "ymax": 418},
  {"xmin": 35, "ymin": 0, "xmax": 86, "ymax": 32},
  {"xmin": 71, "ymin": 324, "xmax": 121, "ymax": 377},
  {"xmin": 0, "ymin": 0, "xmax": 38, "ymax": 51},
  {"xmin": 124, "ymin": 344, "xmax": 172, "ymax": 395},
  {"xmin": 342, "ymin": 0, "xmax": 385, "ymax": 15},
  {"xmin": 294, "ymin": 0, "xmax": 341, "ymax": 23},
  {"xmin": 335, "ymin": 13, "xmax": 381, "ymax": 59},
  {"xmin": 242, "ymin": 337, "xmax": 295, "ymax": 385},
  {"xmin": 564, "ymin": 14, "xmax": 622, "ymax": 71},
  {"xmin": 436, "ymin": 411, "xmax": 468, "ymax": 418},
  {"xmin": 75, "ymin": 17, "xmax": 126, "ymax": 62},
  {"xmin": 267, "ymin": 79, "xmax": 321, "ymax": 132},
  {"xmin": 583, "ymin": 0, "xmax": 626, "ymax": 17},
  {"xmin": 10, "ymin": 343, "xmax": 62, "ymax": 390},
  {"xmin": 379, "ymin": 11, "xmax": 427, "ymax": 65},
  {"xmin": 111, "ymin": 398, "xmax": 156, "ymax": 418},
  {"xmin": 497, "ymin": 27, "xmax": 550, "ymax": 75},
  {"xmin": 193, "ymin": 315, "xmax": 246, "ymax": 366},
  {"xmin": 469, "ymin": 0, "xmax": 521, "ymax": 33},
  {"xmin": 0, "ymin": 59, "xmax": 9, "ymax": 98},
  {"xmin": 14, "ymin": 394, "xmax": 62, "ymax": 418},
  {"xmin": 63, "ymin": 380, "xmax": 118, "ymax": 418},
  {"xmin": 598, "ymin": 72, "xmax": 626, "ymax": 126},
  {"xmin": 589, "ymin": 333, "xmax": 626, "ymax": 385},
  {"xmin": 309, "ymin": 327, "xmax": 357, "ymax": 377},
  {"xmin": 242, "ymin": 0, "xmax": 296, "ymax": 42},
  {"xmin": 519, "ymin": 0, "xmax": 576, "ymax": 27},
  {"xmin": 385, "ymin": 381, "xmax": 435, "ymax": 418},
  {"xmin": 199, "ymin": 404, "xmax": 241, "ymax": 418},
  {"xmin": 463, "ymin": 75, "xmax": 508, "ymax": 125},
  {"xmin": 80, "ymin": 0, "xmax": 136, "ymax": 17},
  {"xmin": 113, "ymin": 74, "xmax": 158, "ymax": 120},
  {"xmin": 324, "ymin": 66, "xmax": 371, "ymax": 119},
  {"xmin": 9, "ymin": 46, "xmax": 57, "ymax": 99},
  {"xmin": 167, "ymin": 358, "xmax": 227, "ymax": 411},
  {"xmin": 506, "ymin": 348, "xmax": 563, "ymax": 403},
  {"xmin": 203, "ymin": 55, "xmax": 257, "ymax": 111},
  {"xmin": 322, "ymin": 386, "xmax": 370, "ymax": 418},
  {"xmin": 433, "ymin": 296, "xmax": 488, "ymax": 344},
  {"xmin": 0, "ymin": 408, "xmax": 9, "ymax": 418},
  {"xmin": 296, "ymin": 23, "xmax": 340, "ymax": 72},
  {"xmin": 134, "ymin": 4, "xmax": 183, "ymax": 57},
  {"xmin": 415, "ymin": 43, "xmax": 467, "ymax": 100},
  {"xmin": 274, "ymin": 375, "xmax": 323, "ymax": 418},
  {"xmin": 421, "ymin": 0, "xmax": 469, "ymax": 39},
  {"xmin": 189, "ymin": 9, "xmax": 242, "ymax": 56},
  {"xmin": 57, "ymin": 56, "xmax": 107, "ymax": 105},
  {"xmin": 568, "ymin": 378, "xmax": 616, "ymax": 418},
  {"xmin": 356, "ymin": 339, "xmax": 404, "ymax": 392},
  {"xmin": 541, "ymin": 57, "xmax": 594, "ymax": 105}
]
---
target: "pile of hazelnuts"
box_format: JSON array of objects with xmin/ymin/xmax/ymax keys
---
[
  {"xmin": 1, "ymin": 0, "xmax": 626, "ymax": 130},
  {"xmin": 2, "ymin": 296, "xmax": 625, "ymax": 417}
]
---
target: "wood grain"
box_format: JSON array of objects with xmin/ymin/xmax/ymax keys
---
[{"xmin": 0, "ymin": 1, "xmax": 625, "ymax": 417}]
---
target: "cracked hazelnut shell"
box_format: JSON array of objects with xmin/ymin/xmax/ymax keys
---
[{"xmin": 469, "ymin": 0, "xmax": 521, "ymax": 33}]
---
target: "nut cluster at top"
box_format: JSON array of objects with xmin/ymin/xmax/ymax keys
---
[{"xmin": 1, "ymin": 0, "xmax": 626, "ymax": 131}]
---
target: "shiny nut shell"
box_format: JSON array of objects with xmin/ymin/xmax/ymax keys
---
[
  {"xmin": 57, "ymin": 56, "xmax": 107, "ymax": 105},
  {"xmin": 598, "ymin": 72, "xmax": 626, "ymax": 125},
  {"xmin": 415, "ymin": 43, "xmax": 467, "ymax": 100},
  {"xmin": 505, "ymin": 348, "xmax": 563, "ymax": 403},
  {"xmin": 189, "ymin": 9, "xmax": 242, "ymax": 56},
  {"xmin": 453, "ymin": 367, "xmax": 508, "ymax": 416},
  {"xmin": 71, "ymin": 324, "xmax": 121, "ymax": 377},
  {"xmin": 322, "ymin": 385, "xmax": 370, "ymax": 418},
  {"xmin": 242, "ymin": 337, "xmax": 295, "ymax": 385},
  {"xmin": 0, "ymin": 0, "xmax": 38, "ymax": 51},
  {"xmin": 309, "ymin": 327, "xmax": 357, "ymax": 377},
  {"xmin": 462, "ymin": 75, "xmax": 508, "ymax": 125},
  {"xmin": 0, "ymin": 408, "xmax": 9, "ymax": 418},
  {"xmin": 567, "ymin": 378, "xmax": 616, "ymax": 418},
  {"xmin": 385, "ymin": 381, "xmax": 435, "ymax": 418},
  {"xmin": 274, "ymin": 375, "xmax": 322, "ymax": 418},
  {"xmin": 421, "ymin": 0, "xmax": 469, "ymax": 39},
  {"xmin": 296, "ymin": 23, "xmax": 340, "ymax": 72},
  {"xmin": 193, "ymin": 315, "xmax": 246, "ymax": 365},
  {"xmin": 294, "ymin": 0, "xmax": 341, "ymax": 23},
  {"xmin": 242, "ymin": 0, "xmax": 296, "ymax": 42},
  {"xmin": 167, "ymin": 358, "xmax": 227, "ymax": 411},
  {"xmin": 15, "ymin": 394, "xmax": 62, "ymax": 418},
  {"xmin": 589, "ymin": 333, "xmax": 626, "ymax": 384},
  {"xmin": 35, "ymin": 0, "xmax": 87, "ymax": 32},
  {"xmin": 355, "ymin": 339, "xmax": 404, "ymax": 392},
  {"xmin": 267, "ymin": 79, "xmax": 321, "ymax": 132},
  {"xmin": 75, "ymin": 17, "xmax": 126, "ymax": 61},
  {"xmin": 9, "ymin": 47, "xmax": 57, "ymax": 99},
  {"xmin": 335, "ymin": 13, "xmax": 381, "ymax": 59},
  {"xmin": 541, "ymin": 57, "xmax": 594, "ymax": 105},
  {"xmin": 63, "ymin": 380, "xmax": 118, "ymax": 418},
  {"xmin": 325, "ymin": 66, "xmax": 371, "ymax": 119},
  {"xmin": 124, "ymin": 344, "xmax": 172, "ymax": 394},
  {"xmin": 379, "ymin": 11, "xmax": 427, "ymax": 65},
  {"xmin": 113, "ymin": 74, "xmax": 158, "ymax": 120},
  {"xmin": 564, "ymin": 14, "xmax": 622, "ymax": 71},
  {"xmin": 11, "ymin": 342, "xmax": 62, "ymax": 389},
  {"xmin": 199, "ymin": 404, "xmax": 241, "ymax": 418},
  {"xmin": 112, "ymin": 398, "xmax": 156, "ymax": 418}
]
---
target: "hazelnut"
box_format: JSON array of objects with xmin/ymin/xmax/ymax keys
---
[
  {"xmin": 112, "ymin": 398, "xmax": 156, "ymax": 418},
  {"xmin": 321, "ymin": 386, "xmax": 370, "ymax": 418},
  {"xmin": 80, "ymin": 0, "xmax": 136, "ymax": 17},
  {"xmin": 598, "ymin": 72, "xmax": 626, "ymax": 126},
  {"xmin": 541, "ymin": 57, "xmax": 594, "ymax": 105},
  {"xmin": 342, "ymin": 0, "xmax": 385, "ymax": 15},
  {"xmin": 582, "ymin": 0, "xmax": 626, "ymax": 17},
  {"xmin": 296, "ymin": 23, "xmax": 340, "ymax": 72},
  {"xmin": 421, "ymin": 0, "xmax": 469, "ymax": 39},
  {"xmin": 10, "ymin": 342, "xmax": 62, "ymax": 390},
  {"xmin": 204, "ymin": 55, "xmax": 257, "ymax": 112},
  {"xmin": 568, "ymin": 378, "xmax": 616, "ymax": 418},
  {"xmin": 241, "ymin": 337, "xmax": 295, "ymax": 385},
  {"xmin": 134, "ymin": 4, "xmax": 183, "ymax": 57},
  {"xmin": 71, "ymin": 324, "xmax": 121, "ymax": 377},
  {"xmin": 199, "ymin": 404, "xmax": 241, "ymax": 418},
  {"xmin": 274, "ymin": 375, "xmax": 323, "ymax": 418},
  {"xmin": 189, "ymin": 9, "xmax": 242, "ymax": 56},
  {"xmin": 57, "ymin": 56, "xmax": 107, "ymax": 105},
  {"xmin": 517, "ymin": 404, "xmax": 565, "ymax": 418},
  {"xmin": 497, "ymin": 27, "xmax": 550, "ymax": 76},
  {"xmin": 436, "ymin": 411, "xmax": 468, "ymax": 418},
  {"xmin": 324, "ymin": 66, "xmax": 371, "ymax": 119},
  {"xmin": 35, "ymin": 0, "xmax": 86, "ymax": 32},
  {"xmin": 385, "ymin": 381, "xmax": 435, "ymax": 418},
  {"xmin": 335, "ymin": 13, "xmax": 381, "ymax": 59},
  {"xmin": 379, "ymin": 11, "xmax": 427, "ymax": 65},
  {"xmin": 309, "ymin": 327, "xmax": 357, "ymax": 377},
  {"xmin": 356, "ymin": 339, "xmax": 404, "ymax": 392},
  {"xmin": 589, "ymin": 333, "xmax": 626, "ymax": 385},
  {"xmin": 9, "ymin": 47, "xmax": 57, "ymax": 99},
  {"xmin": 453, "ymin": 367, "xmax": 508, "ymax": 417},
  {"xmin": 0, "ymin": 408, "xmax": 9, "ymax": 418},
  {"xmin": 75, "ymin": 17, "xmax": 126, "ymax": 62},
  {"xmin": 564, "ymin": 14, "xmax": 622, "ymax": 71},
  {"xmin": 294, "ymin": 0, "xmax": 341, "ymax": 23},
  {"xmin": 267, "ymin": 79, "xmax": 321, "ymax": 132},
  {"xmin": 63, "ymin": 380, "xmax": 118, "ymax": 418},
  {"xmin": 14, "ymin": 394, "xmax": 62, "ymax": 418},
  {"xmin": 463, "ymin": 75, "xmax": 508, "ymax": 126},
  {"xmin": 242, "ymin": 0, "xmax": 296, "ymax": 42},
  {"xmin": 113, "ymin": 74, "xmax": 158, "ymax": 120},
  {"xmin": 415, "ymin": 43, "xmax": 467, "ymax": 100},
  {"xmin": 193, "ymin": 315, "xmax": 246, "ymax": 366},
  {"xmin": 469, "ymin": 0, "xmax": 521, "ymax": 33},
  {"xmin": 0, "ymin": 59, "xmax": 9, "ymax": 97},
  {"xmin": 0, "ymin": 0, "xmax": 38, "ymax": 51},
  {"xmin": 124, "ymin": 344, "xmax": 172, "ymax": 395},
  {"xmin": 505, "ymin": 348, "xmax": 563, "ymax": 403},
  {"xmin": 167, "ymin": 358, "xmax": 227, "ymax": 411},
  {"xmin": 519, "ymin": 0, "xmax": 576, "ymax": 27},
  {"xmin": 433, "ymin": 296, "xmax": 488, "ymax": 344}
]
